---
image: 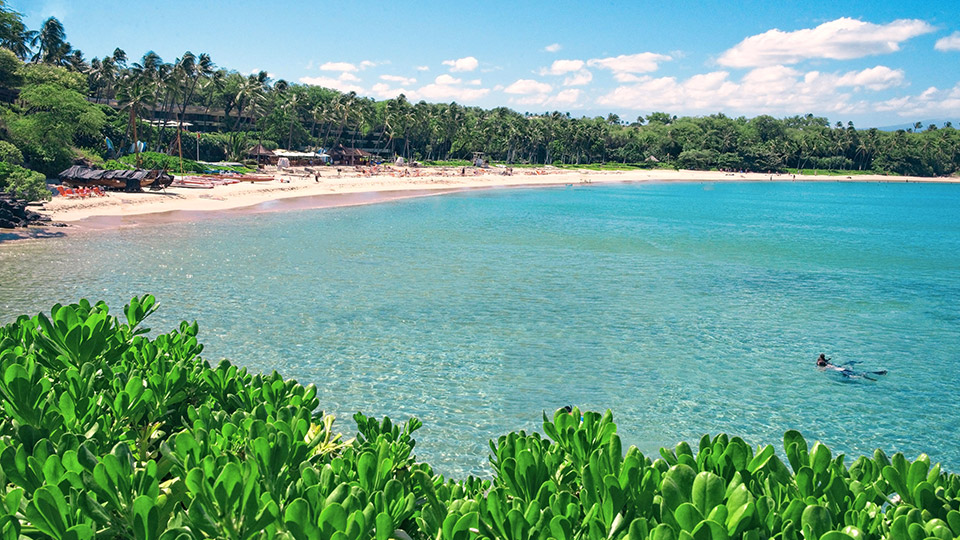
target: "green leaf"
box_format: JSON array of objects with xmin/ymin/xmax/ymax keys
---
[
  {"xmin": 819, "ymin": 532, "xmax": 855, "ymax": 540},
  {"xmin": 691, "ymin": 520, "xmax": 728, "ymax": 540},
  {"xmin": 62, "ymin": 525, "xmax": 96, "ymax": 540},
  {"xmin": 375, "ymin": 512, "xmax": 393, "ymax": 540},
  {"xmin": 651, "ymin": 523, "xmax": 677, "ymax": 540},
  {"xmin": 691, "ymin": 472, "xmax": 724, "ymax": 516},
  {"xmin": 675, "ymin": 503, "xmax": 704, "ymax": 532},
  {"xmin": 800, "ymin": 505, "xmax": 832, "ymax": 540},
  {"xmin": 133, "ymin": 495, "xmax": 159, "ymax": 540}
]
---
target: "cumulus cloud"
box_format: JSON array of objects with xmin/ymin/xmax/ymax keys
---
[
  {"xmin": 381, "ymin": 74, "xmax": 416, "ymax": 86},
  {"xmin": 718, "ymin": 17, "xmax": 935, "ymax": 67},
  {"xmin": 833, "ymin": 65, "xmax": 904, "ymax": 90},
  {"xmin": 415, "ymin": 83, "xmax": 489, "ymax": 102},
  {"xmin": 415, "ymin": 65, "xmax": 430, "ymax": 71},
  {"xmin": 512, "ymin": 89, "xmax": 582, "ymax": 107},
  {"xmin": 875, "ymin": 83, "xmax": 960, "ymax": 117},
  {"xmin": 442, "ymin": 56, "xmax": 479, "ymax": 72},
  {"xmin": 545, "ymin": 43, "xmax": 562, "ymax": 53},
  {"xmin": 504, "ymin": 79, "xmax": 553, "ymax": 95},
  {"xmin": 595, "ymin": 64, "xmax": 904, "ymax": 115},
  {"xmin": 373, "ymin": 73, "xmax": 490, "ymax": 103},
  {"xmin": 320, "ymin": 62, "xmax": 359, "ymax": 72},
  {"xmin": 550, "ymin": 88, "xmax": 581, "ymax": 105},
  {"xmin": 299, "ymin": 76, "xmax": 365, "ymax": 94},
  {"xmin": 563, "ymin": 70, "xmax": 593, "ymax": 86},
  {"xmin": 435, "ymin": 74, "xmax": 462, "ymax": 85},
  {"xmin": 541, "ymin": 59, "xmax": 584, "ymax": 75},
  {"xmin": 587, "ymin": 52, "xmax": 672, "ymax": 75},
  {"xmin": 935, "ymin": 32, "xmax": 960, "ymax": 52}
]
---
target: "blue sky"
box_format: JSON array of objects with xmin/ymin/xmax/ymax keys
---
[{"xmin": 13, "ymin": 0, "xmax": 960, "ymax": 127}]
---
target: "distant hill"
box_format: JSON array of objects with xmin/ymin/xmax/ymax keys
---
[{"xmin": 875, "ymin": 119, "xmax": 956, "ymax": 131}]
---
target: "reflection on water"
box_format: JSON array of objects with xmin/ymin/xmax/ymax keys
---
[{"xmin": 2, "ymin": 182, "xmax": 959, "ymax": 477}]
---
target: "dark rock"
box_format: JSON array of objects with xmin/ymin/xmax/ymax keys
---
[{"xmin": 0, "ymin": 194, "xmax": 50, "ymax": 228}]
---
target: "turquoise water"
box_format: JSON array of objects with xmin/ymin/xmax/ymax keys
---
[{"xmin": 2, "ymin": 181, "xmax": 959, "ymax": 477}]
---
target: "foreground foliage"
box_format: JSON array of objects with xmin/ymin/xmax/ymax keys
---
[{"xmin": 1, "ymin": 297, "xmax": 959, "ymax": 540}]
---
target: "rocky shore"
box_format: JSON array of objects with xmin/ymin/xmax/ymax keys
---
[{"xmin": 0, "ymin": 194, "xmax": 56, "ymax": 228}]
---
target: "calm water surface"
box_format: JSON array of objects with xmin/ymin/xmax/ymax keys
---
[{"xmin": 2, "ymin": 181, "xmax": 959, "ymax": 477}]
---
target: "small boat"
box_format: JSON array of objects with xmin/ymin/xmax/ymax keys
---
[{"xmin": 171, "ymin": 177, "xmax": 215, "ymax": 189}]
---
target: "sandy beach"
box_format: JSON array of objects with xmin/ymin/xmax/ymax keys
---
[{"xmin": 38, "ymin": 166, "xmax": 960, "ymax": 227}]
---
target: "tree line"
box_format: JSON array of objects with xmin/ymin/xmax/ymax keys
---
[{"xmin": 1, "ymin": 7, "xmax": 959, "ymax": 200}]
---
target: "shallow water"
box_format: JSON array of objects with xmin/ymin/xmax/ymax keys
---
[{"xmin": 2, "ymin": 181, "xmax": 959, "ymax": 477}]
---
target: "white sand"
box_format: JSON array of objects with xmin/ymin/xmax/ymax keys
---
[{"xmin": 40, "ymin": 166, "xmax": 958, "ymax": 225}]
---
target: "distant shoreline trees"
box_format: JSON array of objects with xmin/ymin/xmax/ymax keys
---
[{"xmin": 1, "ymin": 5, "xmax": 959, "ymax": 201}]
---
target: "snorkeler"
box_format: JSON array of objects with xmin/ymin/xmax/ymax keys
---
[{"xmin": 815, "ymin": 353, "xmax": 888, "ymax": 380}]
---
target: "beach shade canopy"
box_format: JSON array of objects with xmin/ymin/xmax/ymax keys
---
[
  {"xmin": 247, "ymin": 144, "xmax": 275, "ymax": 157},
  {"xmin": 645, "ymin": 155, "xmax": 660, "ymax": 162}
]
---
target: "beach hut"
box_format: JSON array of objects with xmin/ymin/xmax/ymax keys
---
[
  {"xmin": 330, "ymin": 144, "xmax": 372, "ymax": 166},
  {"xmin": 247, "ymin": 144, "xmax": 276, "ymax": 166}
]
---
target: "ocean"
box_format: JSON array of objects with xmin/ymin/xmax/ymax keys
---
[{"xmin": 2, "ymin": 181, "xmax": 958, "ymax": 477}]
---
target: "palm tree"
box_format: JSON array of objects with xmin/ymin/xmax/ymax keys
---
[
  {"xmin": 175, "ymin": 52, "xmax": 214, "ymax": 137},
  {"xmin": 30, "ymin": 17, "xmax": 65, "ymax": 63},
  {"xmin": 0, "ymin": 4, "xmax": 35, "ymax": 60},
  {"xmin": 117, "ymin": 80, "xmax": 153, "ymax": 168}
]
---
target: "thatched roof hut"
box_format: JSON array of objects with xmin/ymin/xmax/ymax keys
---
[
  {"xmin": 330, "ymin": 144, "xmax": 372, "ymax": 166},
  {"xmin": 247, "ymin": 144, "xmax": 275, "ymax": 157}
]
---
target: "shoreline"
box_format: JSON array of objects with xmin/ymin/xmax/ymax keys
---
[{"xmin": 20, "ymin": 167, "xmax": 960, "ymax": 233}]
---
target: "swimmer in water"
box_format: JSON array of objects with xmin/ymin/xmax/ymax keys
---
[{"xmin": 816, "ymin": 353, "xmax": 887, "ymax": 380}]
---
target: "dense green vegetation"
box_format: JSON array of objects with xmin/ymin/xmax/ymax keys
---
[
  {"xmin": 1, "ymin": 5, "xmax": 960, "ymax": 203},
  {"xmin": 2, "ymin": 296, "xmax": 960, "ymax": 540}
]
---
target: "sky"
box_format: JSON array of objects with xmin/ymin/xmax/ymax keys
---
[{"xmin": 13, "ymin": 0, "xmax": 960, "ymax": 127}]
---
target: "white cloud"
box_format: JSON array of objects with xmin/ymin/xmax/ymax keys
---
[
  {"xmin": 718, "ymin": 17, "xmax": 935, "ymax": 68},
  {"xmin": 370, "ymin": 82, "xmax": 410, "ymax": 99},
  {"xmin": 512, "ymin": 89, "xmax": 582, "ymax": 107},
  {"xmin": 587, "ymin": 52, "xmax": 672, "ymax": 75},
  {"xmin": 935, "ymin": 32, "xmax": 960, "ymax": 52},
  {"xmin": 550, "ymin": 89, "xmax": 581, "ymax": 105},
  {"xmin": 468, "ymin": 79, "xmax": 482, "ymax": 85},
  {"xmin": 504, "ymin": 79, "xmax": 553, "ymax": 95},
  {"xmin": 563, "ymin": 70, "xmax": 593, "ymax": 86},
  {"xmin": 299, "ymin": 76, "xmax": 365, "ymax": 94},
  {"xmin": 320, "ymin": 61, "xmax": 358, "ymax": 72},
  {"xmin": 381, "ymin": 74, "xmax": 417, "ymax": 86},
  {"xmin": 834, "ymin": 65, "xmax": 904, "ymax": 90},
  {"xmin": 435, "ymin": 74, "xmax": 462, "ymax": 85},
  {"xmin": 595, "ymin": 64, "xmax": 905, "ymax": 115},
  {"xmin": 414, "ymin": 83, "xmax": 490, "ymax": 102},
  {"xmin": 545, "ymin": 43, "xmax": 562, "ymax": 53},
  {"xmin": 415, "ymin": 65, "xmax": 430, "ymax": 71},
  {"xmin": 317, "ymin": 60, "xmax": 378, "ymax": 72},
  {"xmin": 875, "ymin": 83, "xmax": 960, "ymax": 117},
  {"xmin": 541, "ymin": 59, "xmax": 584, "ymax": 75},
  {"xmin": 442, "ymin": 56, "xmax": 479, "ymax": 72},
  {"xmin": 338, "ymin": 72, "xmax": 361, "ymax": 82}
]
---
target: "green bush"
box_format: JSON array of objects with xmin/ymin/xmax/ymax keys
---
[
  {"xmin": 116, "ymin": 151, "xmax": 206, "ymax": 173},
  {"xmin": 1, "ymin": 296, "xmax": 958, "ymax": 540},
  {"xmin": 0, "ymin": 140, "xmax": 23, "ymax": 166},
  {"xmin": 72, "ymin": 147, "xmax": 105, "ymax": 167},
  {"xmin": 0, "ymin": 160, "xmax": 50, "ymax": 200},
  {"xmin": 102, "ymin": 159, "xmax": 134, "ymax": 170}
]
